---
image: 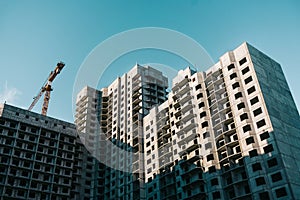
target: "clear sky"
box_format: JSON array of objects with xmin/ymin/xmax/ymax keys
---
[{"xmin": 0, "ymin": 0, "xmax": 299, "ymax": 122}]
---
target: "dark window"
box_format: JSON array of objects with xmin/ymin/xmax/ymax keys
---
[
  {"xmin": 242, "ymin": 66, "xmax": 250, "ymax": 75},
  {"xmin": 29, "ymin": 192, "xmax": 35, "ymax": 198},
  {"xmin": 235, "ymin": 92, "xmax": 243, "ymax": 99},
  {"xmin": 253, "ymin": 108, "xmax": 262, "ymax": 116},
  {"xmin": 237, "ymin": 102, "xmax": 245, "ymax": 110},
  {"xmin": 246, "ymin": 137, "xmax": 255, "ymax": 145},
  {"xmin": 239, "ymin": 57, "xmax": 247, "ymax": 65},
  {"xmin": 245, "ymin": 76, "xmax": 253, "ymax": 84},
  {"xmin": 249, "ymin": 149, "xmax": 258, "ymax": 158},
  {"xmin": 196, "ymin": 84, "xmax": 201, "ymax": 90},
  {"xmin": 203, "ymin": 132, "xmax": 210, "ymax": 139},
  {"xmin": 227, "ymin": 64, "xmax": 235, "ymax": 71},
  {"xmin": 267, "ymin": 158, "xmax": 278, "ymax": 168},
  {"xmin": 271, "ymin": 172, "xmax": 282, "ymax": 182},
  {"xmin": 250, "ymin": 96, "xmax": 259, "ymax": 105},
  {"xmin": 255, "ymin": 177, "xmax": 266, "ymax": 186},
  {"xmin": 238, "ymin": 159, "xmax": 244, "ymax": 166},
  {"xmin": 227, "ymin": 177, "xmax": 233, "ymax": 185},
  {"xmin": 245, "ymin": 185, "xmax": 250, "ymax": 193},
  {"xmin": 240, "ymin": 113, "xmax": 248, "ymax": 121},
  {"xmin": 252, "ymin": 163, "xmax": 262, "ymax": 172},
  {"xmin": 198, "ymin": 102, "xmax": 205, "ymax": 109},
  {"xmin": 243, "ymin": 125, "xmax": 251, "ymax": 133},
  {"xmin": 208, "ymin": 166, "xmax": 216, "ymax": 173},
  {"xmin": 212, "ymin": 191, "xmax": 221, "ymax": 199},
  {"xmin": 257, "ymin": 119, "xmax": 266, "ymax": 128},
  {"xmin": 247, "ymin": 86, "xmax": 256, "ymax": 95},
  {"xmin": 241, "ymin": 172, "xmax": 247, "ymax": 179},
  {"xmin": 197, "ymin": 93, "xmax": 203, "ymax": 99},
  {"xmin": 275, "ymin": 187, "xmax": 287, "ymax": 198},
  {"xmin": 211, "ymin": 178, "xmax": 219, "ymax": 186},
  {"xmin": 232, "ymin": 82, "xmax": 240, "ymax": 89},
  {"xmin": 260, "ymin": 131, "xmax": 270, "ymax": 141},
  {"xmin": 264, "ymin": 144, "xmax": 274, "ymax": 153},
  {"xmin": 207, "ymin": 154, "xmax": 214, "ymax": 161},
  {"xmin": 259, "ymin": 192, "xmax": 270, "ymax": 200},
  {"xmin": 202, "ymin": 121, "xmax": 209, "ymax": 128},
  {"xmin": 200, "ymin": 111, "xmax": 207, "ymax": 118},
  {"xmin": 230, "ymin": 73, "xmax": 237, "ymax": 80}
]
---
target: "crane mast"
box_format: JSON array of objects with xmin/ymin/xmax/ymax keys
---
[{"xmin": 28, "ymin": 62, "xmax": 65, "ymax": 115}]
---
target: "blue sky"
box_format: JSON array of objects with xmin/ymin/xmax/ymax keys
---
[{"xmin": 0, "ymin": 0, "xmax": 299, "ymax": 122}]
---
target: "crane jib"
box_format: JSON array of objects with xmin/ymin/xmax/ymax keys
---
[{"xmin": 28, "ymin": 62, "xmax": 65, "ymax": 115}]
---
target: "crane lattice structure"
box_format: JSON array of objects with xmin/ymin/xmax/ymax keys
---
[{"xmin": 28, "ymin": 62, "xmax": 65, "ymax": 115}]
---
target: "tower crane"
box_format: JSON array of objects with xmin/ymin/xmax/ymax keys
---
[{"xmin": 28, "ymin": 62, "xmax": 65, "ymax": 115}]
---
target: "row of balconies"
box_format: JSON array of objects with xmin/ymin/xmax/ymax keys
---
[{"xmin": 172, "ymin": 78, "xmax": 189, "ymax": 92}]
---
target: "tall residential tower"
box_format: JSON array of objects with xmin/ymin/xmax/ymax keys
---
[
  {"xmin": 143, "ymin": 42, "xmax": 300, "ymax": 200},
  {"xmin": 75, "ymin": 65, "xmax": 168, "ymax": 199}
]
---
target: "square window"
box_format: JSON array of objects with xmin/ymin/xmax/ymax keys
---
[
  {"xmin": 243, "ymin": 125, "xmax": 251, "ymax": 133},
  {"xmin": 252, "ymin": 163, "xmax": 262, "ymax": 172},
  {"xmin": 235, "ymin": 92, "xmax": 243, "ymax": 99},
  {"xmin": 198, "ymin": 102, "xmax": 205, "ymax": 109},
  {"xmin": 264, "ymin": 144, "xmax": 274, "ymax": 153},
  {"xmin": 227, "ymin": 64, "xmax": 235, "ymax": 71},
  {"xmin": 237, "ymin": 102, "xmax": 245, "ymax": 110},
  {"xmin": 275, "ymin": 187, "xmax": 287, "ymax": 198},
  {"xmin": 208, "ymin": 166, "xmax": 216, "ymax": 173},
  {"xmin": 240, "ymin": 113, "xmax": 248, "ymax": 121},
  {"xmin": 242, "ymin": 66, "xmax": 250, "ymax": 75},
  {"xmin": 257, "ymin": 119, "xmax": 266, "ymax": 128},
  {"xmin": 212, "ymin": 191, "xmax": 221, "ymax": 199},
  {"xmin": 205, "ymin": 142, "xmax": 212, "ymax": 150},
  {"xmin": 245, "ymin": 76, "xmax": 253, "ymax": 84},
  {"xmin": 195, "ymin": 84, "xmax": 202, "ymax": 90},
  {"xmin": 271, "ymin": 172, "xmax": 282, "ymax": 182},
  {"xmin": 207, "ymin": 154, "xmax": 214, "ymax": 161},
  {"xmin": 202, "ymin": 121, "xmax": 209, "ymax": 128},
  {"xmin": 203, "ymin": 132, "xmax": 210, "ymax": 139},
  {"xmin": 259, "ymin": 192, "xmax": 270, "ymax": 200},
  {"xmin": 255, "ymin": 177, "xmax": 266, "ymax": 186},
  {"xmin": 230, "ymin": 73, "xmax": 237, "ymax": 80},
  {"xmin": 197, "ymin": 93, "xmax": 203, "ymax": 99},
  {"xmin": 211, "ymin": 178, "xmax": 219, "ymax": 186},
  {"xmin": 232, "ymin": 82, "xmax": 240, "ymax": 89},
  {"xmin": 246, "ymin": 137, "xmax": 255, "ymax": 145},
  {"xmin": 250, "ymin": 96, "xmax": 259, "ymax": 105},
  {"xmin": 247, "ymin": 86, "xmax": 256, "ymax": 95},
  {"xmin": 260, "ymin": 131, "xmax": 270, "ymax": 141},
  {"xmin": 253, "ymin": 108, "xmax": 262, "ymax": 116},
  {"xmin": 200, "ymin": 111, "xmax": 207, "ymax": 118},
  {"xmin": 239, "ymin": 57, "xmax": 247, "ymax": 66},
  {"xmin": 267, "ymin": 158, "xmax": 278, "ymax": 168},
  {"xmin": 249, "ymin": 149, "xmax": 258, "ymax": 158}
]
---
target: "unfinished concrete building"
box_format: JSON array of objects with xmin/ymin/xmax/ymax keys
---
[
  {"xmin": 143, "ymin": 42, "xmax": 300, "ymax": 199},
  {"xmin": 0, "ymin": 103, "xmax": 94, "ymax": 200},
  {"xmin": 75, "ymin": 65, "xmax": 168, "ymax": 200}
]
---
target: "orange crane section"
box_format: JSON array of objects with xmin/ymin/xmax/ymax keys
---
[{"xmin": 28, "ymin": 62, "xmax": 65, "ymax": 115}]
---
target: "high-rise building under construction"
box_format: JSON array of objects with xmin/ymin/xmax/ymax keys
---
[{"xmin": 74, "ymin": 42, "xmax": 300, "ymax": 199}]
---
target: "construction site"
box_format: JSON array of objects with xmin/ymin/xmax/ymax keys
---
[{"xmin": 0, "ymin": 63, "xmax": 96, "ymax": 199}]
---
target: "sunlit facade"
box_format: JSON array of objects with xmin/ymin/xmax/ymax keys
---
[{"xmin": 143, "ymin": 42, "xmax": 300, "ymax": 199}]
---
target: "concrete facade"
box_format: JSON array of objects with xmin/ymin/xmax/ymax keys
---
[
  {"xmin": 75, "ymin": 65, "xmax": 168, "ymax": 200},
  {"xmin": 74, "ymin": 42, "xmax": 300, "ymax": 200},
  {"xmin": 143, "ymin": 42, "xmax": 300, "ymax": 200},
  {"xmin": 0, "ymin": 103, "xmax": 94, "ymax": 200}
]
